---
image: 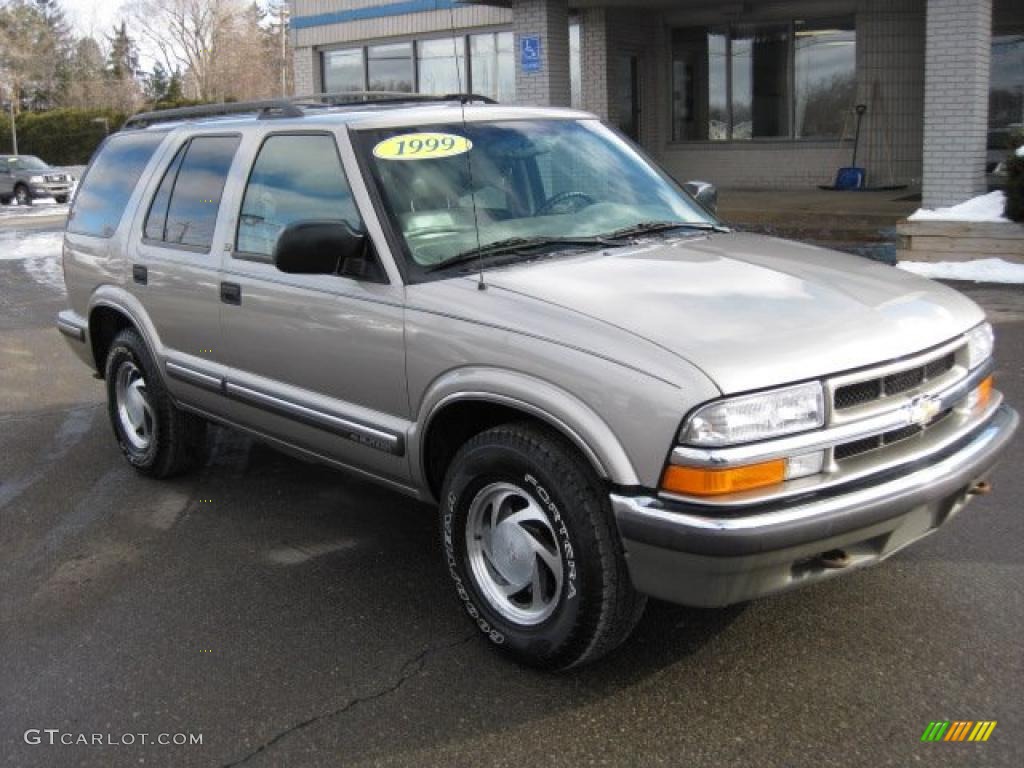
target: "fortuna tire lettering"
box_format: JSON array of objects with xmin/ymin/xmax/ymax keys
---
[
  {"xmin": 445, "ymin": 493, "xmax": 504, "ymax": 644},
  {"xmin": 524, "ymin": 474, "xmax": 577, "ymax": 601}
]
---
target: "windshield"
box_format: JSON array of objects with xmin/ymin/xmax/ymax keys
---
[
  {"xmin": 14, "ymin": 156, "xmax": 49, "ymax": 171},
  {"xmin": 357, "ymin": 119, "xmax": 716, "ymax": 276}
]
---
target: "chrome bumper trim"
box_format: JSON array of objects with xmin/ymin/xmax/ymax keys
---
[{"xmin": 613, "ymin": 404, "xmax": 1017, "ymax": 557}]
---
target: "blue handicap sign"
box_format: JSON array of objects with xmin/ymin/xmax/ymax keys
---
[{"xmin": 520, "ymin": 35, "xmax": 542, "ymax": 73}]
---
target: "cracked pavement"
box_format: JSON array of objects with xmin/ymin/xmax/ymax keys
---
[{"xmin": 1, "ymin": 223, "xmax": 1022, "ymax": 768}]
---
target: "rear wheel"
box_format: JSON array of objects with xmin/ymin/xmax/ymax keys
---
[
  {"xmin": 440, "ymin": 422, "xmax": 645, "ymax": 670},
  {"xmin": 104, "ymin": 328, "xmax": 205, "ymax": 478},
  {"xmin": 14, "ymin": 184, "xmax": 31, "ymax": 206}
]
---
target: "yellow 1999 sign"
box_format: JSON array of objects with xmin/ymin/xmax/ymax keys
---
[{"xmin": 372, "ymin": 132, "xmax": 473, "ymax": 161}]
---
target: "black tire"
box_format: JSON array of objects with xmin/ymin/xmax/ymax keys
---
[
  {"xmin": 0, "ymin": 195, "xmax": 10, "ymax": 205},
  {"xmin": 104, "ymin": 328, "xmax": 205, "ymax": 478},
  {"xmin": 440, "ymin": 422, "xmax": 645, "ymax": 670},
  {"xmin": 54, "ymin": 195, "xmax": 68, "ymax": 204},
  {"xmin": 14, "ymin": 184, "xmax": 31, "ymax": 206}
]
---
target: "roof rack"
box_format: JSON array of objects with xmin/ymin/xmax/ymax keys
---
[
  {"xmin": 122, "ymin": 99, "xmax": 304, "ymax": 130},
  {"xmin": 292, "ymin": 91, "xmax": 498, "ymax": 106},
  {"xmin": 121, "ymin": 91, "xmax": 498, "ymax": 131}
]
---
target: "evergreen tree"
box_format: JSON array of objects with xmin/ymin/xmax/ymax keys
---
[
  {"xmin": 147, "ymin": 62, "xmax": 170, "ymax": 103},
  {"xmin": 106, "ymin": 21, "xmax": 139, "ymax": 82}
]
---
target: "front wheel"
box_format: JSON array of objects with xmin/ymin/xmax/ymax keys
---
[
  {"xmin": 104, "ymin": 328, "xmax": 205, "ymax": 478},
  {"xmin": 54, "ymin": 195, "xmax": 68, "ymax": 204},
  {"xmin": 14, "ymin": 184, "xmax": 31, "ymax": 206},
  {"xmin": 440, "ymin": 422, "xmax": 645, "ymax": 670}
]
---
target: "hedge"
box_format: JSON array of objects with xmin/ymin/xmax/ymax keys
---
[{"xmin": 0, "ymin": 109, "xmax": 128, "ymax": 166}]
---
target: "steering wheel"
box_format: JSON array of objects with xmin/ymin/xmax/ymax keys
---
[{"xmin": 537, "ymin": 191, "xmax": 596, "ymax": 216}]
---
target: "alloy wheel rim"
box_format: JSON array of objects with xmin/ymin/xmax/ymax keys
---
[
  {"xmin": 465, "ymin": 481, "xmax": 564, "ymax": 626},
  {"xmin": 115, "ymin": 361, "xmax": 154, "ymax": 451}
]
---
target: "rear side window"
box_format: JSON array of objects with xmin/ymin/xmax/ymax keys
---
[
  {"xmin": 143, "ymin": 135, "xmax": 240, "ymax": 250},
  {"xmin": 236, "ymin": 134, "xmax": 362, "ymax": 258},
  {"xmin": 67, "ymin": 132, "xmax": 165, "ymax": 238}
]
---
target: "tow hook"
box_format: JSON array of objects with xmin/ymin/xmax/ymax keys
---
[
  {"xmin": 817, "ymin": 549, "xmax": 852, "ymax": 569},
  {"xmin": 968, "ymin": 480, "xmax": 992, "ymax": 496}
]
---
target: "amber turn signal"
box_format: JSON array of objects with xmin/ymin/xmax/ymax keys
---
[
  {"xmin": 661, "ymin": 459, "xmax": 787, "ymax": 497},
  {"xmin": 976, "ymin": 375, "xmax": 993, "ymax": 408}
]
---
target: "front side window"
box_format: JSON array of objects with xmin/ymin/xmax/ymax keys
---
[
  {"xmin": 236, "ymin": 134, "xmax": 362, "ymax": 258},
  {"xmin": 368, "ymin": 42, "xmax": 414, "ymax": 92},
  {"xmin": 358, "ymin": 120, "xmax": 714, "ymax": 279},
  {"xmin": 143, "ymin": 135, "xmax": 240, "ymax": 250},
  {"xmin": 68, "ymin": 132, "xmax": 166, "ymax": 238}
]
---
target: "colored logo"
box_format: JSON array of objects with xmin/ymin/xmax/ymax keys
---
[{"xmin": 920, "ymin": 721, "xmax": 997, "ymax": 742}]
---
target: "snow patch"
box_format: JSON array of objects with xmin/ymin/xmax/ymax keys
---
[
  {"xmin": 0, "ymin": 199, "xmax": 69, "ymax": 219},
  {"xmin": 898, "ymin": 257, "xmax": 1024, "ymax": 284},
  {"xmin": 908, "ymin": 191, "xmax": 1009, "ymax": 223},
  {"xmin": 0, "ymin": 230, "xmax": 65, "ymax": 292}
]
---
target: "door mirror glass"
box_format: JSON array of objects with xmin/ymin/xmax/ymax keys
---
[
  {"xmin": 273, "ymin": 220, "xmax": 367, "ymax": 275},
  {"xmin": 683, "ymin": 180, "xmax": 718, "ymax": 214}
]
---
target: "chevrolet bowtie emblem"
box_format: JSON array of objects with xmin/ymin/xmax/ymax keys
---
[{"xmin": 907, "ymin": 395, "xmax": 942, "ymax": 426}]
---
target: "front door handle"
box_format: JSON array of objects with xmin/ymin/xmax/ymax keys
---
[{"xmin": 220, "ymin": 282, "xmax": 241, "ymax": 305}]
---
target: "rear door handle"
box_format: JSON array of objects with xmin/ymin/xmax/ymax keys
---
[
  {"xmin": 220, "ymin": 282, "xmax": 241, "ymax": 306},
  {"xmin": 132, "ymin": 264, "xmax": 147, "ymax": 285}
]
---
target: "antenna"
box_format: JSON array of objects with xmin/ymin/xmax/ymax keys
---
[{"xmin": 444, "ymin": 0, "xmax": 486, "ymax": 290}]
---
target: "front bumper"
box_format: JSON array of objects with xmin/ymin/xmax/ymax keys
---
[
  {"xmin": 31, "ymin": 182, "xmax": 72, "ymax": 198},
  {"xmin": 611, "ymin": 404, "xmax": 1018, "ymax": 607}
]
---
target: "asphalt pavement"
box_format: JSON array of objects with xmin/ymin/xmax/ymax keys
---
[{"xmin": 1, "ymin": 222, "xmax": 1022, "ymax": 768}]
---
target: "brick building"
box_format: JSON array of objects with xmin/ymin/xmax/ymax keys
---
[{"xmin": 291, "ymin": 0, "xmax": 1024, "ymax": 207}]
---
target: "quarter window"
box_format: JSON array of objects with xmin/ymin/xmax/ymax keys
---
[
  {"xmin": 236, "ymin": 134, "xmax": 362, "ymax": 259},
  {"xmin": 67, "ymin": 132, "xmax": 165, "ymax": 238},
  {"xmin": 143, "ymin": 136, "xmax": 240, "ymax": 250}
]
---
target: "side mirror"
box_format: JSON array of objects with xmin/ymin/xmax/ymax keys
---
[
  {"xmin": 273, "ymin": 220, "xmax": 368, "ymax": 276},
  {"xmin": 683, "ymin": 180, "xmax": 718, "ymax": 215}
]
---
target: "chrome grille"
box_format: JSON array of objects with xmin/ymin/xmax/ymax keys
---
[
  {"xmin": 834, "ymin": 351, "xmax": 956, "ymax": 411},
  {"xmin": 834, "ymin": 408, "xmax": 953, "ymax": 462}
]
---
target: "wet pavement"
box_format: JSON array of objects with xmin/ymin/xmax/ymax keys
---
[{"xmin": 1, "ymin": 222, "xmax": 1022, "ymax": 768}]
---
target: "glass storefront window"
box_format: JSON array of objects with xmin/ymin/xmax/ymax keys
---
[
  {"xmin": 795, "ymin": 19, "xmax": 857, "ymax": 138},
  {"xmin": 990, "ymin": 33, "xmax": 1024, "ymax": 142},
  {"xmin": 323, "ymin": 48, "xmax": 365, "ymax": 93},
  {"xmin": 470, "ymin": 31, "xmax": 515, "ymax": 103},
  {"xmin": 672, "ymin": 18, "xmax": 855, "ymax": 142},
  {"xmin": 368, "ymin": 42, "xmax": 414, "ymax": 92},
  {"xmin": 570, "ymin": 21, "xmax": 582, "ymax": 108},
  {"xmin": 417, "ymin": 37, "xmax": 467, "ymax": 95}
]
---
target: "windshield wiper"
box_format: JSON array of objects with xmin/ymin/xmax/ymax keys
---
[
  {"xmin": 602, "ymin": 220, "xmax": 727, "ymax": 240},
  {"xmin": 425, "ymin": 235, "xmax": 616, "ymax": 273}
]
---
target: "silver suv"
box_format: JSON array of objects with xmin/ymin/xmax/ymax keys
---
[
  {"xmin": 58, "ymin": 96, "xmax": 1018, "ymax": 669},
  {"xmin": 0, "ymin": 154, "xmax": 74, "ymax": 204}
]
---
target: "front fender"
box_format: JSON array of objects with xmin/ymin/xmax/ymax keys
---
[{"xmin": 410, "ymin": 366, "xmax": 641, "ymax": 493}]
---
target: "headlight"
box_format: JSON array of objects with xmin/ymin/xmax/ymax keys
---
[
  {"xmin": 29, "ymin": 175, "xmax": 44, "ymax": 184},
  {"xmin": 966, "ymin": 322, "xmax": 994, "ymax": 369},
  {"xmin": 681, "ymin": 381, "xmax": 825, "ymax": 447}
]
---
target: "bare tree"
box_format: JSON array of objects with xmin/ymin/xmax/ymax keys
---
[{"xmin": 125, "ymin": 0, "xmax": 238, "ymax": 101}]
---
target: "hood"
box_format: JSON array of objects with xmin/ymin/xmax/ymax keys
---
[{"xmin": 481, "ymin": 232, "xmax": 985, "ymax": 394}]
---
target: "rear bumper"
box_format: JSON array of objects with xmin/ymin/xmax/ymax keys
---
[{"xmin": 611, "ymin": 404, "xmax": 1018, "ymax": 607}]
